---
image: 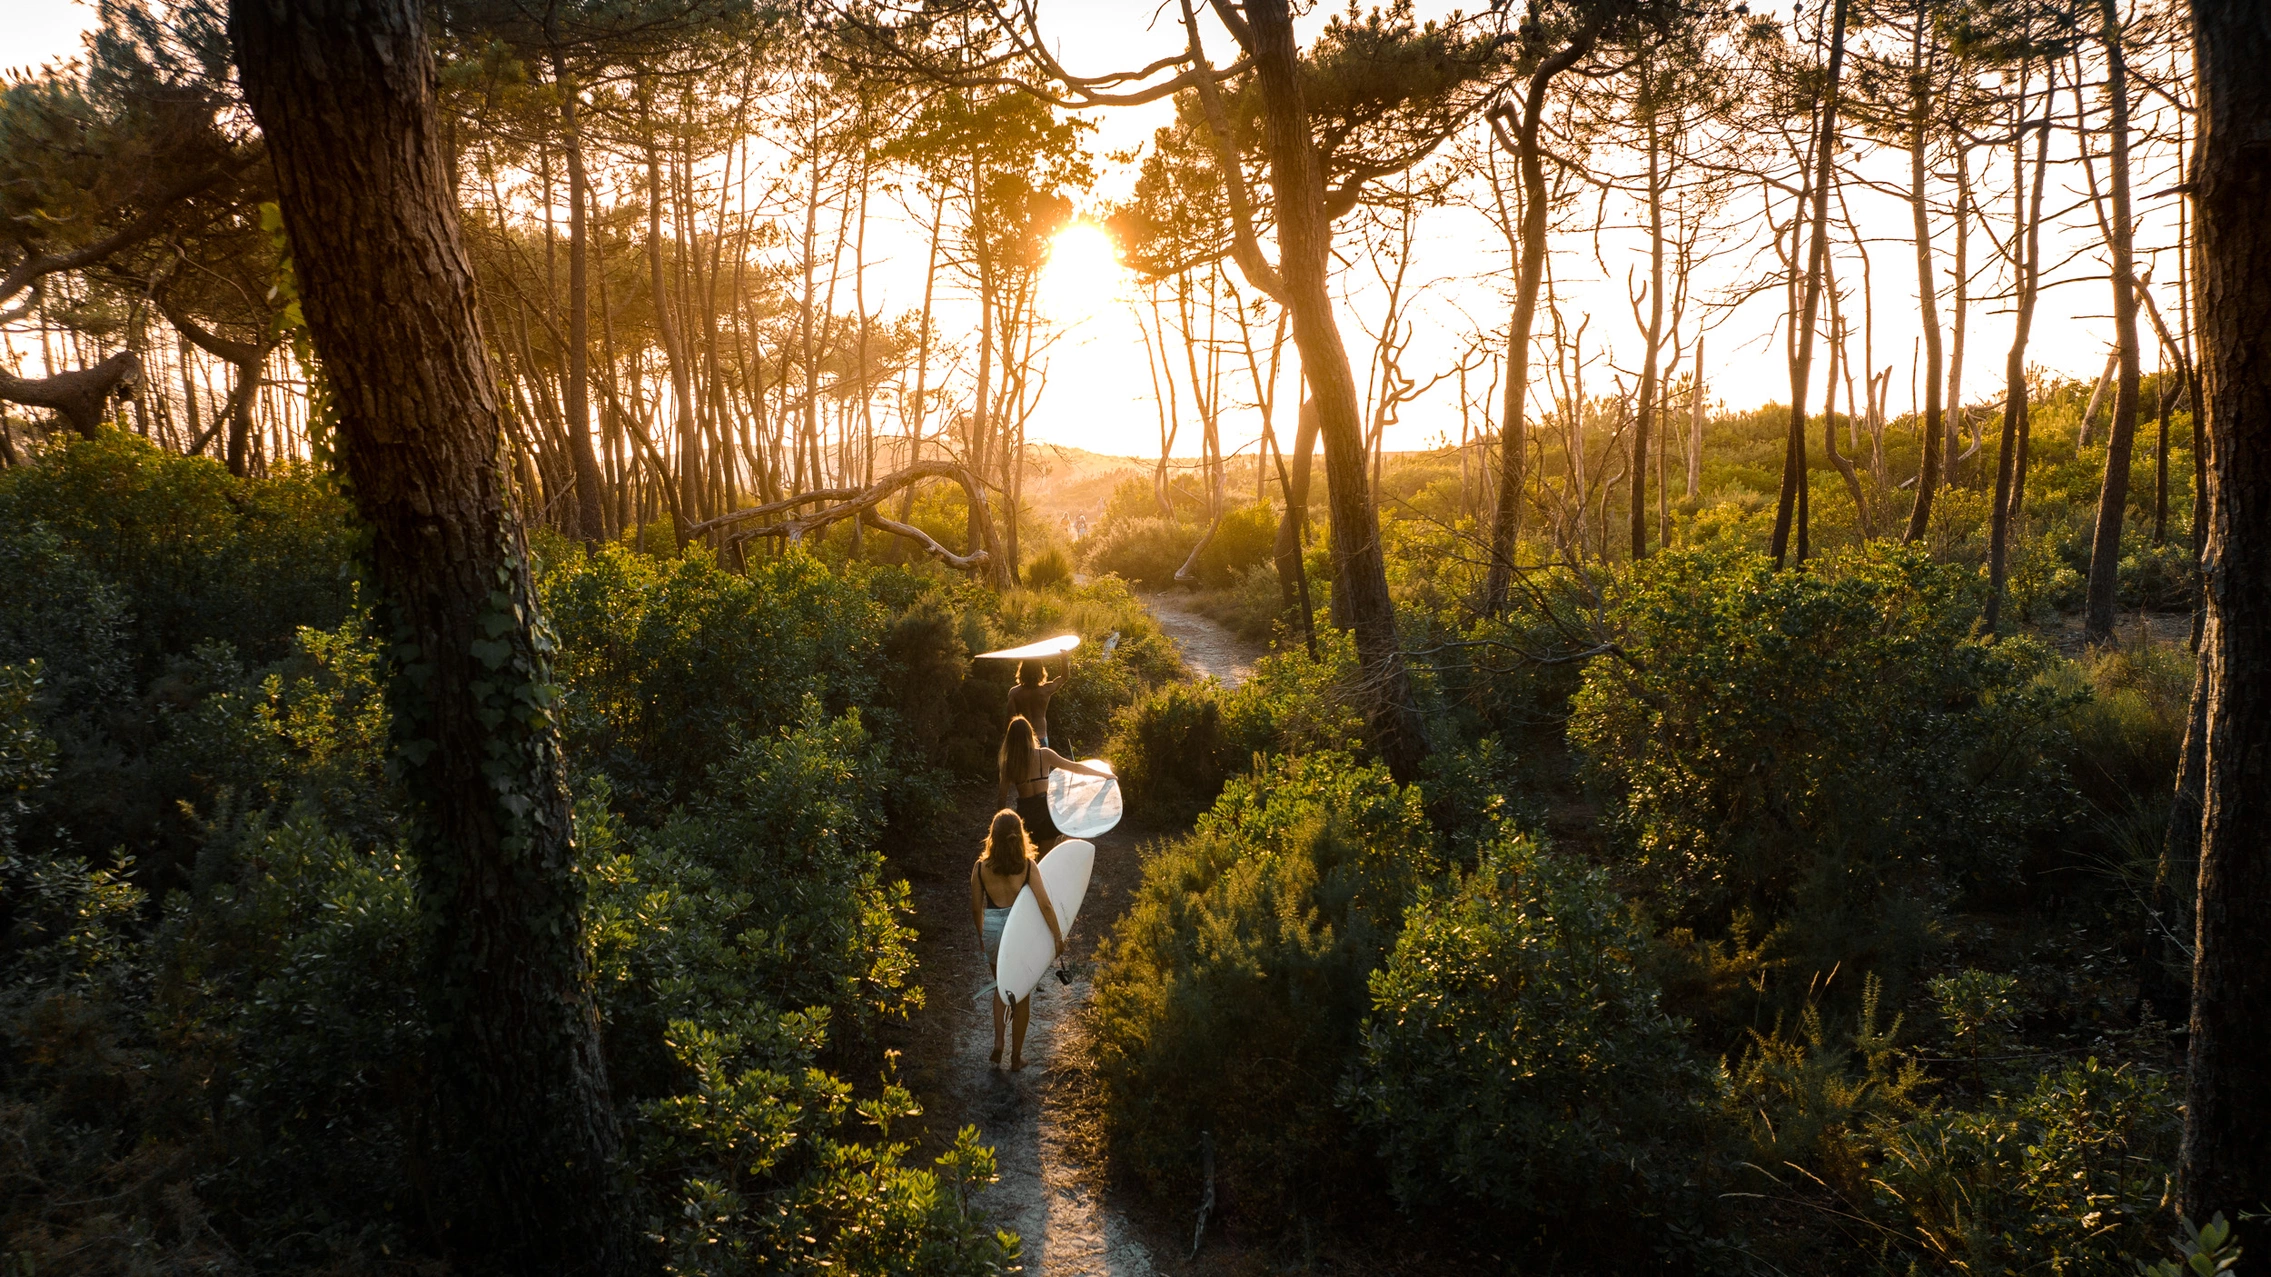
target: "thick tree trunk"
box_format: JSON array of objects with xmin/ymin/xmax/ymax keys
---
[
  {"xmin": 2179, "ymin": 0, "xmax": 2271, "ymax": 1222},
  {"xmin": 227, "ymin": 2, "xmax": 637, "ymax": 1271},
  {"xmin": 2082, "ymin": 0, "xmax": 2144, "ymax": 644},
  {"xmin": 1770, "ymin": 0, "xmax": 1851, "ymax": 569},
  {"xmin": 644, "ymin": 107, "xmax": 697, "ymax": 546},
  {"xmin": 1244, "ymin": 0, "xmax": 1424, "ymax": 780}
]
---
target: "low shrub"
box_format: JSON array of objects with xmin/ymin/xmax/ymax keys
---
[
  {"xmin": 2119, "ymin": 539, "xmax": 2196, "ymax": 611},
  {"xmin": 1080, "ymin": 515, "xmax": 1195, "ymax": 589},
  {"xmin": 1192, "ymin": 502, "xmax": 1276, "ymax": 587},
  {"xmin": 1086, "ymin": 753, "xmax": 1436, "ymax": 1219},
  {"xmin": 1022, "ymin": 545, "xmax": 1073, "ymax": 589},
  {"xmin": 1351, "ymin": 836, "xmax": 1705, "ymax": 1232}
]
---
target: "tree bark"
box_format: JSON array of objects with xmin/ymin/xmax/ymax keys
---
[
  {"xmin": 2082, "ymin": 0, "xmax": 2144, "ymax": 644},
  {"xmin": 1903, "ymin": 4, "xmax": 1945, "ymax": 542},
  {"xmin": 1631, "ymin": 99, "xmax": 1666, "ymax": 560},
  {"xmin": 228, "ymin": 2, "xmax": 637, "ymax": 1270},
  {"xmin": 1985, "ymin": 88, "xmax": 2051, "ymax": 638},
  {"xmin": 1240, "ymin": 0, "xmax": 1424, "ymax": 780},
  {"xmin": 2179, "ymin": 0, "xmax": 2271, "ymax": 1222},
  {"xmin": 550, "ymin": 48, "xmax": 607, "ymax": 545},
  {"xmin": 1273, "ymin": 395, "xmax": 1319, "ymax": 610},
  {"xmin": 0, "ymin": 350, "xmax": 139, "ymax": 439},
  {"xmin": 1485, "ymin": 21, "xmax": 1602, "ymax": 606},
  {"xmin": 1770, "ymin": 0, "xmax": 1851, "ymax": 569}
]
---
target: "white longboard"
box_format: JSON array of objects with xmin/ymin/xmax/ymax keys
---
[
  {"xmin": 1048, "ymin": 760, "xmax": 1122, "ymax": 839},
  {"xmin": 974, "ymin": 633, "xmax": 1080, "ymax": 661},
  {"xmin": 994, "ymin": 839, "xmax": 1094, "ymax": 1005}
]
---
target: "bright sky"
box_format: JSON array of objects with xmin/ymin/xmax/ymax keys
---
[{"xmin": 3, "ymin": 0, "xmax": 2185, "ymax": 464}]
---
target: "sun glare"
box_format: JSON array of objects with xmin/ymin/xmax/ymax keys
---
[{"xmin": 1039, "ymin": 221, "xmax": 1125, "ymax": 321}]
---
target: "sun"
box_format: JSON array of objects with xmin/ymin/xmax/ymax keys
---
[{"xmin": 1038, "ymin": 220, "xmax": 1125, "ymax": 321}]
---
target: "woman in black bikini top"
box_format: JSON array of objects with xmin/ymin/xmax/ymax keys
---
[
  {"xmin": 970, "ymin": 808, "xmax": 1064, "ymax": 1070},
  {"xmin": 995, "ymin": 715, "xmax": 1108, "ymax": 845}
]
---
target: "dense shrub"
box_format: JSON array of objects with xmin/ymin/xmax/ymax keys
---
[
  {"xmin": 1022, "ymin": 545, "xmax": 1072, "ymax": 589},
  {"xmin": 0, "ymin": 433, "xmax": 356, "ymax": 673},
  {"xmin": 1086, "ymin": 753, "xmax": 1435, "ymax": 1218},
  {"xmin": 541, "ymin": 545, "xmax": 888, "ymax": 815},
  {"xmin": 1104, "ymin": 628, "xmax": 1363, "ymax": 821},
  {"xmin": 2119, "ymin": 539, "xmax": 2195, "ymax": 611},
  {"xmin": 1351, "ymin": 836, "xmax": 1705, "ymax": 1231},
  {"xmin": 1192, "ymin": 502, "xmax": 1276, "ymax": 587},
  {"xmin": 1080, "ymin": 514, "xmax": 1194, "ymax": 588},
  {"xmin": 1570, "ymin": 544, "xmax": 2074, "ymax": 996}
]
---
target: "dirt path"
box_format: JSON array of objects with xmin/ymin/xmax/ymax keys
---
[
  {"xmin": 1139, "ymin": 594, "xmax": 1258, "ymax": 687},
  {"xmin": 884, "ymin": 603, "xmax": 1265, "ymax": 1274}
]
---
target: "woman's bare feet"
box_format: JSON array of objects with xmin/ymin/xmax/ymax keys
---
[
  {"xmin": 1009, "ymin": 1052, "xmax": 1025, "ymax": 1072},
  {"xmin": 989, "ymin": 1043, "xmax": 1003, "ymax": 1068}
]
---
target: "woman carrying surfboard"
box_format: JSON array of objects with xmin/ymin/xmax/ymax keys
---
[
  {"xmin": 970, "ymin": 809, "xmax": 1063, "ymax": 1070},
  {"xmin": 1006, "ymin": 655, "xmax": 1069, "ymax": 747},
  {"xmin": 996, "ymin": 716, "xmax": 1109, "ymax": 844}
]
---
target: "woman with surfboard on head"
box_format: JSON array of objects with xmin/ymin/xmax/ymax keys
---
[
  {"xmin": 997, "ymin": 716, "xmax": 1109, "ymax": 845},
  {"xmin": 1006, "ymin": 655, "xmax": 1068, "ymax": 747},
  {"xmin": 971, "ymin": 808, "xmax": 1063, "ymax": 1070}
]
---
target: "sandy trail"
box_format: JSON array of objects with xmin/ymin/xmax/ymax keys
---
[{"xmin": 890, "ymin": 598, "xmax": 1263, "ymax": 1274}]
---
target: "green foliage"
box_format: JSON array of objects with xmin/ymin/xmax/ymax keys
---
[
  {"xmin": 1081, "ymin": 514, "xmax": 1194, "ymax": 588},
  {"xmin": 1351, "ymin": 836, "xmax": 1704, "ymax": 1227},
  {"xmin": 541, "ymin": 545, "xmax": 887, "ymax": 814},
  {"xmin": 1194, "ymin": 502, "xmax": 1277, "ymax": 587},
  {"xmin": 1022, "ymin": 544, "xmax": 1072, "ymax": 589},
  {"xmin": 1104, "ymin": 628, "xmax": 1364, "ymax": 821},
  {"xmin": 0, "ymin": 433, "xmax": 357, "ymax": 674},
  {"xmin": 2120, "ymin": 539, "xmax": 2196, "ymax": 612},
  {"xmin": 1086, "ymin": 753, "xmax": 1435, "ymax": 1217},
  {"xmin": 2138, "ymin": 1214, "xmax": 2242, "ymax": 1277},
  {"xmin": 1571, "ymin": 544, "xmax": 2074, "ymax": 998},
  {"xmin": 1868, "ymin": 1059, "xmax": 2179, "ymax": 1272}
]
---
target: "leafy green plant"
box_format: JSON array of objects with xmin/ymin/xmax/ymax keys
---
[
  {"xmin": 1351, "ymin": 835, "xmax": 1705, "ymax": 1227},
  {"xmin": 1086, "ymin": 752, "xmax": 1436, "ymax": 1218}
]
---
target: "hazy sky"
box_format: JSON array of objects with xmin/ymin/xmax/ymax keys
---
[{"xmin": 3, "ymin": 0, "xmax": 2187, "ymax": 465}]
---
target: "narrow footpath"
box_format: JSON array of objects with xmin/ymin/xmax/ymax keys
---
[{"xmin": 885, "ymin": 595, "xmax": 1262, "ymax": 1275}]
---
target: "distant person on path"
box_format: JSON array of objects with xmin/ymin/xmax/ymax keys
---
[
  {"xmin": 971, "ymin": 808, "xmax": 1063, "ymax": 1070},
  {"xmin": 996, "ymin": 715, "xmax": 1108, "ymax": 846},
  {"xmin": 1007, "ymin": 654, "xmax": 1069, "ymax": 747}
]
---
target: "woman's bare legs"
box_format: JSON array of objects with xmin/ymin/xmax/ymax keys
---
[
  {"xmin": 990, "ymin": 996, "xmax": 1005, "ymax": 1066},
  {"xmin": 1010, "ymin": 996, "xmax": 1032, "ymax": 1070}
]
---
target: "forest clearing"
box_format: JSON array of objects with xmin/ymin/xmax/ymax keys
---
[{"xmin": 1, "ymin": 0, "xmax": 2266, "ymax": 1274}]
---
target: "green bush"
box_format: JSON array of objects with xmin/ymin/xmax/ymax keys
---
[
  {"xmin": 1081, "ymin": 515, "xmax": 1196, "ymax": 588},
  {"xmin": 1193, "ymin": 502, "xmax": 1276, "ymax": 588},
  {"xmin": 541, "ymin": 545, "xmax": 888, "ymax": 815},
  {"xmin": 1351, "ymin": 836, "xmax": 1704, "ymax": 1231},
  {"xmin": 1570, "ymin": 544, "xmax": 2074, "ymax": 999},
  {"xmin": 1103, "ymin": 627, "xmax": 1364, "ymax": 822},
  {"xmin": 2119, "ymin": 539, "xmax": 2196, "ymax": 611},
  {"xmin": 1086, "ymin": 753, "xmax": 1436, "ymax": 1218},
  {"xmin": 1022, "ymin": 545, "xmax": 1072, "ymax": 589}
]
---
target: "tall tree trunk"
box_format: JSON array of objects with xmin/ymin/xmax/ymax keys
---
[
  {"xmin": 2082, "ymin": 0, "xmax": 2144, "ymax": 644},
  {"xmin": 643, "ymin": 101, "xmax": 695, "ymax": 546},
  {"xmin": 550, "ymin": 49, "xmax": 604, "ymax": 545},
  {"xmin": 1274, "ymin": 394, "xmax": 1319, "ymax": 608},
  {"xmin": 1904, "ymin": 5, "xmax": 1945, "ymax": 541},
  {"xmin": 1485, "ymin": 21, "xmax": 1602, "ymax": 608},
  {"xmin": 1244, "ymin": 0, "xmax": 1424, "ymax": 780},
  {"xmin": 1687, "ymin": 335, "xmax": 1704, "ymax": 498},
  {"xmin": 1946, "ymin": 149, "xmax": 1971, "ymax": 484},
  {"xmin": 2179, "ymin": 0, "xmax": 2271, "ymax": 1221},
  {"xmin": 1631, "ymin": 100, "xmax": 1665, "ymax": 560},
  {"xmin": 1771, "ymin": 0, "xmax": 1851, "ymax": 568},
  {"xmin": 1986, "ymin": 79, "xmax": 2052, "ymax": 637},
  {"xmin": 227, "ymin": 2, "xmax": 635, "ymax": 1271}
]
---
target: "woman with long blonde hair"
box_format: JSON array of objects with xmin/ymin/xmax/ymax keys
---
[
  {"xmin": 996, "ymin": 714, "xmax": 1107, "ymax": 846},
  {"xmin": 970, "ymin": 808, "xmax": 1063, "ymax": 1070}
]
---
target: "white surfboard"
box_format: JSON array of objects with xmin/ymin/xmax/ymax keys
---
[
  {"xmin": 994, "ymin": 839, "xmax": 1095, "ymax": 1005},
  {"xmin": 974, "ymin": 633, "xmax": 1081, "ymax": 661},
  {"xmin": 1048, "ymin": 760, "xmax": 1122, "ymax": 839}
]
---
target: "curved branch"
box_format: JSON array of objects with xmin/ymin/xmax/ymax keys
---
[{"xmin": 0, "ymin": 350, "xmax": 141, "ymax": 438}]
